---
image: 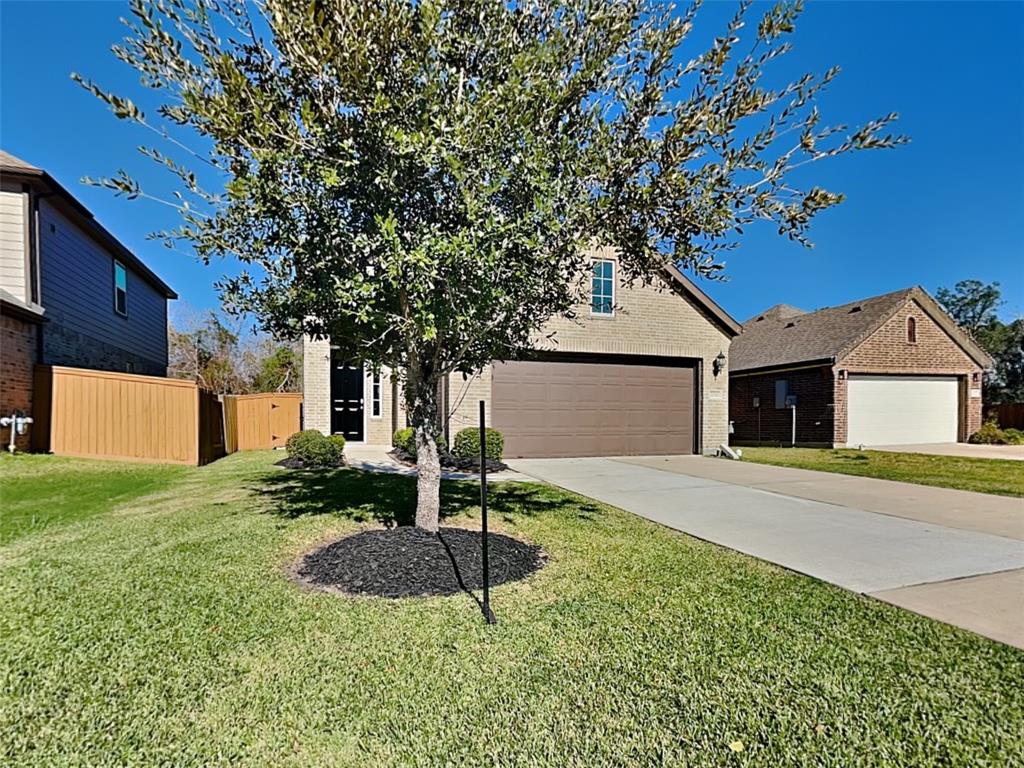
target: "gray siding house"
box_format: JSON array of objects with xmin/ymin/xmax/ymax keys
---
[{"xmin": 0, "ymin": 150, "xmax": 176, "ymax": 377}]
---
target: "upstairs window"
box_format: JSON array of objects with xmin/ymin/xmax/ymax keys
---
[
  {"xmin": 591, "ymin": 259, "xmax": 614, "ymax": 316},
  {"xmin": 907, "ymin": 316, "xmax": 917, "ymax": 343},
  {"xmin": 114, "ymin": 261, "xmax": 128, "ymax": 316}
]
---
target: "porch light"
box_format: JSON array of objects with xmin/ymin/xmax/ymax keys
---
[{"xmin": 713, "ymin": 351, "xmax": 727, "ymax": 377}]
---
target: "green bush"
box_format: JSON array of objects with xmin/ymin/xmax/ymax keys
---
[
  {"xmin": 392, "ymin": 427, "xmax": 445, "ymax": 458},
  {"xmin": 968, "ymin": 419, "xmax": 1006, "ymax": 445},
  {"xmin": 452, "ymin": 427, "xmax": 504, "ymax": 461},
  {"xmin": 1002, "ymin": 428, "xmax": 1024, "ymax": 445},
  {"xmin": 285, "ymin": 430, "xmax": 343, "ymax": 467}
]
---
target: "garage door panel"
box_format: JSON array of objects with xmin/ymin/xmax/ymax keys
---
[
  {"xmin": 847, "ymin": 375, "xmax": 958, "ymax": 446},
  {"xmin": 492, "ymin": 359, "xmax": 695, "ymax": 458}
]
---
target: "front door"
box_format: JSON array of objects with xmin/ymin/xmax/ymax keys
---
[{"xmin": 331, "ymin": 360, "xmax": 365, "ymax": 441}]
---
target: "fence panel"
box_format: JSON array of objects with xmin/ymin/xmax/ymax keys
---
[
  {"xmin": 222, "ymin": 393, "xmax": 303, "ymax": 450},
  {"xmin": 34, "ymin": 365, "xmax": 200, "ymax": 464},
  {"xmin": 198, "ymin": 389, "xmax": 228, "ymax": 465},
  {"xmin": 989, "ymin": 403, "xmax": 1024, "ymax": 430}
]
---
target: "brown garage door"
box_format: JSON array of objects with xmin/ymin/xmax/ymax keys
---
[{"xmin": 491, "ymin": 358, "xmax": 695, "ymax": 458}]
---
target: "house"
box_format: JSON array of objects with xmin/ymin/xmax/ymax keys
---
[
  {"xmin": 303, "ymin": 247, "xmax": 741, "ymax": 458},
  {"xmin": 0, "ymin": 150, "xmax": 176, "ymax": 449},
  {"xmin": 729, "ymin": 287, "xmax": 992, "ymax": 447}
]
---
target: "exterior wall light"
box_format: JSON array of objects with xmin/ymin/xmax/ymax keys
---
[{"xmin": 713, "ymin": 351, "xmax": 726, "ymax": 377}]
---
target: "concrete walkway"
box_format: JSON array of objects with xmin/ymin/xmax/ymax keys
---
[
  {"xmin": 508, "ymin": 455, "xmax": 1024, "ymax": 648},
  {"xmin": 868, "ymin": 442, "xmax": 1024, "ymax": 461}
]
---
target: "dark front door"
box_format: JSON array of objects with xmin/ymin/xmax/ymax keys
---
[{"xmin": 331, "ymin": 360, "xmax": 364, "ymax": 441}]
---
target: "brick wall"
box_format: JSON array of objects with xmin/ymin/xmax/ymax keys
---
[
  {"xmin": 302, "ymin": 335, "xmax": 331, "ymax": 434},
  {"xmin": 838, "ymin": 298, "xmax": 983, "ymax": 442},
  {"xmin": 0, "ymin": 314, "xmax": 38, "ymax": 451},
  {"xmin": 445, "ymin": 365, "xmax": 492, "ymax": 442},
  {"xmin": 730, "ymin": 365, "xmax": 835, "ymax": 446}
]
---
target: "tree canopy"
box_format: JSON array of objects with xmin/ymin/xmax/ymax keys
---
[{"xmin": 79, "ymin": 0, "xmax": 906, "ymax": 529}]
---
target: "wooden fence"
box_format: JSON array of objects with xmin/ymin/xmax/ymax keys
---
[
  {"xmin": 988, "ymin": 403, "xmax": 1024, "ymax": 430},
  {"xmin": 222, "ymin": 393, "xmax": 303, "ymax": 451}
]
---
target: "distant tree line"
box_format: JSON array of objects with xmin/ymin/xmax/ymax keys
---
[
  {"xmin": 937, "ymin": 280, "xmax": 1023, "ymax": 404},
  {"xmin": 168, "ymin": 308, "xmax": 301, "ymax": 395}
]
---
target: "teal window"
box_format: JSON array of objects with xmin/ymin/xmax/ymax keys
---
[
  {"xmin": 591, "ymin": 259, "xmax": 614, "ymax": 315},
  {"xmin": 114, "ymin": 261, "xmax": 128, "ymax": 316}
]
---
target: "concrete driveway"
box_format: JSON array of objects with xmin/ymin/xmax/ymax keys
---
[
  {"xmin": 508, "ymin": 455, "xmax": 1024, "ymax": 648},
  {"xmin": 867, "ymin": 442, "xmax": 1024, "ymax": 460}
]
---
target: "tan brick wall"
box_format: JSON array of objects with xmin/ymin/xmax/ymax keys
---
[
  {"xmin": 536, "ymin": 248, "xmax": 731, "ymax": 453},
  {"xmin": 302, "ymin": 335, "xmax": 331, "ymax": 435},
  {"xmin": 0, "ymin": 314, "xmax": 38, "ymax": 451},
  {"xmin": 305, "ymin": 247, "xmax": 733, "ymax": 453},
  {"xmin": 837, "ymin": 298, "xmax": 983, "ymax": 443}
]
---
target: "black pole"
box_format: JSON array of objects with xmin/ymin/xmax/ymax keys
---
[{"xmin": 479, "ymin": 399, "xmax": 496, "ymax": 624}]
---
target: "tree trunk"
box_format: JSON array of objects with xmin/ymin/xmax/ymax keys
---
[{"xmin": 408, "ymin": 367, "xmax": 442, "ymax": 532}]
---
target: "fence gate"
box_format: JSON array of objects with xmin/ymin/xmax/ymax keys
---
[{"xmin": 222, "ymin": 393, "xmax": 303, "ymax": 451}]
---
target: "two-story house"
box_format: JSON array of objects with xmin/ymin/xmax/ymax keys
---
[
  {"xmin": 0, "ymin": 150, "xmax": 176, "ymax": 449},
  {"xmin": 303, "ymin": 247, "xmax": 741, "ymax": 458}
]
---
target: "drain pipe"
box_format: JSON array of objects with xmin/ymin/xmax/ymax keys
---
[{"xmin": 1, "ymin": 412, "xmax": 33, "ymax": 453}]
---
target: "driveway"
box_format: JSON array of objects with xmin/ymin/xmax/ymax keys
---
[
  {"xmin": 867, "ymin": 442, "xmax": 1024, "ymax": 460},
  {"xmin": 508, "ymin": 455, "xmax": 1024, "ymax": 648}
]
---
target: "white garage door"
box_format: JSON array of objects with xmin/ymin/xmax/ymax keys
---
[{"xmin": 847, "ymin": 375, "xmax": 958, "ymax": 446}]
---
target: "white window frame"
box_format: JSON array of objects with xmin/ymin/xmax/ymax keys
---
[
  {"xmin": 590, "ymin": 258, "xmax": 615, "ymax": 317},
  {"xmin": 370, "ymin": 370, "xmax": 382, "ymax": 418},
  {"xmin": 113, "ymin": 260, "xmax": 128, "ymax": 317}
]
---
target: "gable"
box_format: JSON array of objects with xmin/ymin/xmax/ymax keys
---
[
  {"xmin": 840, "ymin": 298, "xmax": 982, "ymax": 373},
  {"xmin": 535, "ymin": 248, "xmax": 733, "ymax": 359}
]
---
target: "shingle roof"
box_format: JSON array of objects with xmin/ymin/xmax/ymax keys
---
[
  {"xmin": 0, "ymin": 149, "xmax": 42, "ymax": 173},
  {"xmin": 730, "ymin": 286, "xmax": 991, "ymax": 372}
]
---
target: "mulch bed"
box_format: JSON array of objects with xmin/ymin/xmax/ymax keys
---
[
  {"xmin": 275, "ymin": 457, "xmax": 345, "ymax": 470},
  {"xmin": 296, "ymin": 526, "xmax": 545, "ymax": 598},
  {"xmin": 389, "ymin": 448, "xmax": 509, "ymax": 473}
]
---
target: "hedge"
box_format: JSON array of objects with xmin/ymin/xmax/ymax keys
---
[
  {"xmin": 452, "ymin": 427, "xmax": 504, "ymax": 461},
  {"xmin": 285, "ymin": 430, "xmax": 344, "ymax": 467}
]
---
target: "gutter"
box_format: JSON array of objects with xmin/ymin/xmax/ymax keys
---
[{"xmin": 729, "ymin": 357, "xmax": 836, "ymax": 378}]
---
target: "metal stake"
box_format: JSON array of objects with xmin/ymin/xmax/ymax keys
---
[{"xmin": 480, "ymin": 399, "xmax": 496, "ymax": 624}]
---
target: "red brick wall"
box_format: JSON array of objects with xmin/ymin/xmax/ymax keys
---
[
  {"xmin": 838, "ymin": 298, "xmax": 983, "ymax": 441},
  {"xmin": 730, "ymin": 365, "xmax": 835, "ymax": 446},
  {"xmin": 0, "ymin": 314, "xmax": 38, "ymax": 451}
]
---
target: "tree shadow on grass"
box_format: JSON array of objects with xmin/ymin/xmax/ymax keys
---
[{"xmin": 254, "ymin": 467, "xmax": 603, "ymax": 528}]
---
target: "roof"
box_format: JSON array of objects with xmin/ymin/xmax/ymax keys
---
[
  {"xmin": 0, "ymin": 150, "xmax": 177, "ymax": 299},
  {"xmin": 731, "ymin": 286, "xmax": 993, "ymax": 372},
  {"xmin": 662, "ymin": 263, "xmax": 742, "ymax": 336}
]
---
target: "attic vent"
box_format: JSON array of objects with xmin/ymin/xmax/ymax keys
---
[
  {"xmin": 849, "ymin": 306, "xmax": 862, "ymax": 313},
  {"xmin": 755, "ymin": 315, "xmax": 765, "ymax": 322},
  {"xmin": 784, "ymin": 321, "xmax": 796, "ymax": 328}
]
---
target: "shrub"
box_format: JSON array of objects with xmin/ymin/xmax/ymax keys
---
[
  {"xmin": 286, "ymin": 429, "xmax": 343, "ymax": 467},
  {"xmin": 452, "ymin": 427, "xmax": 504, "ymax": 461},
  {"xmin": 1002, "ymin": 428, "xmax": 1024, "ymax": 446},
  {"xmin": 391, "ymin": 427, "xmax": 445, "ymax": 458},
  {"xmin": 968, "ymin": 419, "xmax": 1006, "ymax": 445}
]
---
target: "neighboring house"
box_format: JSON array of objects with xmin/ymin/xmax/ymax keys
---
[
  {"xmin": 304, "ymin": 247, "xmax": 741, "ymax": 458},
  {"xmin": 729, "ymin": 287, "xmax": 993, "ymax": 447},
  {"xmin": 0, "ymin": 150, "xmax": 176, "ymax": 448}
]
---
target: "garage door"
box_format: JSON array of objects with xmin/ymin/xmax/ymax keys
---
[
  {"xmin": 847, "ymin": 375, "xmax": 958, "ymax": 446},
  {"xmin": 491, "ymin": 358, "xmax": 695, "ymax": 458}
]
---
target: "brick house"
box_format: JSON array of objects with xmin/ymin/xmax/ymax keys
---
[
  {"xmin": 0, "ymin": 150, "xmax": 176, "ymax": 450},
  {"xmin": 304, "ymin": 247, "xmax": 741, "ymax": 458},
  {"xmin": 729, "ymin": 287, "xmax": 992, "ymax": 447}
]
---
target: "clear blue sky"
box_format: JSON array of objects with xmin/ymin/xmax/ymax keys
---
[{"xmin": 2, "ymin": 1, "xmax": 1022, "ymax": 324}]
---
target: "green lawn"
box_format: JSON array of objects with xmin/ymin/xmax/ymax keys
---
[
  {"xmin": 739, "ymin": 447, "xmax": 1024, "ymax": 497},
  {"xmin": 1, "ymin": 452, "xmax": 1021, "ymax": 766}
]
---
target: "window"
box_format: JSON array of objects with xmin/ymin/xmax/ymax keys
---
[
  {"xmin": 775, "ymin": 379, "xmax": 790, "ymax": 409},
  {"xmin": 907, "ymin": 316, "xmax": 917, "ymax": 343},
  {"xmin": 371, "ymin": 371, "xmax": 382, "ymax": 417},
  {"xmin": 591, "ymin": 259, "xmax": 614, "ymax": 315},
  {"xmin": 114, "ymin": 261, "xmax": 127, "ymax": 316}
]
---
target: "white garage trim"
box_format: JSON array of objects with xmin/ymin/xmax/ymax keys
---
[{"xmin": 847, "ymin": 375, "xmax": 959, "ymax": 446}]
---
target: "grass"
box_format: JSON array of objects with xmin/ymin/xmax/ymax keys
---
[
  {"xmin": 1, "ymin": 451, "xmax": 1021, "ymax": 766},
  {"xmin": 740, "ymin": 447, "xmax": 1024, "ymax": 497}
]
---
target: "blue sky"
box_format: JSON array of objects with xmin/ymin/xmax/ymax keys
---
[{"xmin": 2, "ymin": 0, "xmax": 1022, "ymax": 324}]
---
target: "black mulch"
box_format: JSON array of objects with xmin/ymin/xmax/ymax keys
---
[
  {"xmin": 296, "ymin": 526, "xmax": 545, "ymax": 598},
  {"xmin": 276, "ymin": 457, "xmax": 346, "ymax": 470},
  {"xmin": 389, "ymin": 448, "xmax": 509, "ymax": 473}
]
